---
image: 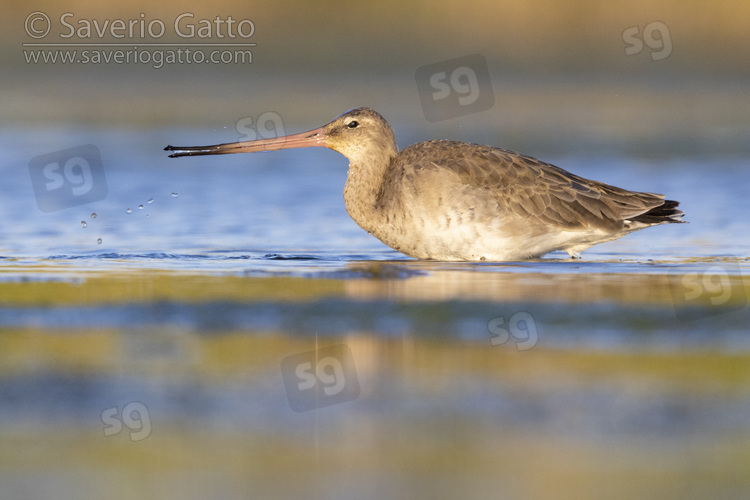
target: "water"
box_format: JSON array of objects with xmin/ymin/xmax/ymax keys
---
[{"xmin": 2, "ymin": 126, "xmax": 750, "ymax": 499}]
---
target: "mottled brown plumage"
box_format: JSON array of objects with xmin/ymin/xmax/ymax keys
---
[{"xmin": 166, "ymin": 107, "xmax": 684, "ymax": 261}]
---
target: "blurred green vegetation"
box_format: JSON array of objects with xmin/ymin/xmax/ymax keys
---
[
  {"xmin": 2, "ymin": 328, "xmax": 750, "ymax": 499},
  {"xmin": 1, "ymin": 266, "xmax": 749, "ymax": 306},
  {"xmin": 3, "ymin": 0, "xmax": 750, "ymax": 132},
  {"xmin": 5, "ymin": 0, "xmax": 750, "ymax": 75}
]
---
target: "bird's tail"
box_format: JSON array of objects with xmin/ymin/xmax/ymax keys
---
[{"xmin": 630, "ymin": 199, "xmax": 685, "ymax": 225}]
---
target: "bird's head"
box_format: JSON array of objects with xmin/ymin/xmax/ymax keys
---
[{"xmin": 164, "ymin": 107, "xmax": 398, "ymax": 165}]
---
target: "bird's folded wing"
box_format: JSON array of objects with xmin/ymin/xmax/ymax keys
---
[{"xmin": 411, "ymin": 141, "xmax": 667, "ymax": 232}]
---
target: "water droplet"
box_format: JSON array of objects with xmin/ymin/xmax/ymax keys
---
[
  {"xmin": 171, "ymin": 192, "xmax": 178, "ymax": 198},
  {"xmin": 126, "ymin": 208, "xmax": 132, "ymax": 214},
  {"xmin": 147, "ymin": 198, "xmax": 154, "ymax": 204},
  {"xmin": 97, "ymin": 238, "xmax": 102, "ymax": 244},
  {"xmin": 80, "ymin": 221, "xmax": 87, "ymax": 228},
  {"xmin": 91, "ymin": 212, "xmax": 97, "ymax": 219},
  {"xmin": 138, "ymin": 205, "xmax": 144, "ymax": 210}
]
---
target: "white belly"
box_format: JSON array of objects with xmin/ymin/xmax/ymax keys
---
[{"xmin": 371, "ymin": 213, "xmax": 618, "ymax": 261}]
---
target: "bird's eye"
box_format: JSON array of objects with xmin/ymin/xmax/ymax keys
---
[{"xmin": 347, "ymin": 121, "xmax": 359, "ymax": 128}]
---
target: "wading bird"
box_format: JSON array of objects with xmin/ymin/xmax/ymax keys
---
[{"xmin": 166, "ymin": 107, "xmax": 684, "ymax": 261}]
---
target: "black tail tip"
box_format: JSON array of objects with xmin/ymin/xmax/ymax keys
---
[{"xmin": 634, "ymin": 199, "xmax": 686, "ymax": 224}]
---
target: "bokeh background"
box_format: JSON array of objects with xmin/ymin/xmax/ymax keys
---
[
  {"xmin": 2, "ymin": 1, "xmax": 750, "ymax": 499},
  {"xmin": 4, "ymin": 0, "xmax": 750, "ymax": 155}
]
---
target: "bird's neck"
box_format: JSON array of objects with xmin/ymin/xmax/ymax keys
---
[{"xmin": 343, "ymin": 147, "xmax": 398, "ymax": 233}]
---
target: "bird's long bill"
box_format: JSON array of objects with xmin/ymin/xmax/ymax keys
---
[{"xmin": 164, "ymin": 126, "xmax": 328, "ymax": 158}]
